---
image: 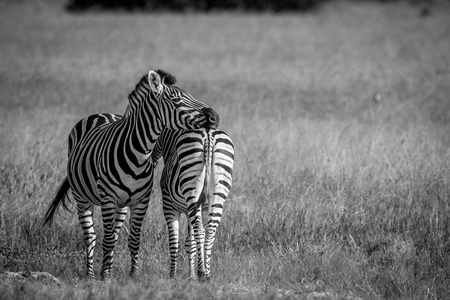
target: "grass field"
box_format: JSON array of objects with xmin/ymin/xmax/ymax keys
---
[{"xmin": 1, "ymin": 0, "xmax": 450, "ymax": 299}]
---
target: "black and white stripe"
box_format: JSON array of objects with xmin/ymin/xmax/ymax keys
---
[
  {"xmin": 151, "ymin": 128, "xmax": 234, "ymax": 280},
  {"xmin": 44, "ymin": 69, "xmax": 219, "ymax": 280}
]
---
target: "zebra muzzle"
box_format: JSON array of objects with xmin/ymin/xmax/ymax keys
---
[{"xmin": 202, "ymin": 107, "xmax": 220, "ymax": 129}]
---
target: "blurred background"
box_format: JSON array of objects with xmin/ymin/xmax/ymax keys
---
[
  {"xmin": 64, "ymin": 0, "xmax": 436, "ymax": 12},
  {"xmin": 65, "ymin": 0, "xmax": 325, "ymax": 11},
  {"xmin": 1, "ymin": 0, "xmax": 450, "ymax": 299}
]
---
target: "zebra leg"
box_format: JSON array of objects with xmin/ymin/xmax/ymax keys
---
[
  {"xmin": 203, "ymin": 132, "xmax": 234, "ymax": 280},
  {"xmin": 163, "ymin": 198, "xmax": 181, "ymax": 278},
  {"xmin": 184, "ymin": 224, "xmax": 196, "ymax": 279},
  {"xmin": 202, "ymin": 178, "xmax": 231, "ymax": 280},
  {"xmin": 100, "ymin": 201, "xmax": 123, "ymax": 280},
  {"xmin": 76, "ymin": 200, "xmax": 96, "ymax": 279},
  {"xmin": 127, "ymin": 199, "xmax": 149, "ymax": 278},
  {"xmin": 188, "ymin": 209, "xmax": 206, "ymax": 280},
  {"xmin": 204, "ymin": 204, "xmax": 224, "ymax": 280}
]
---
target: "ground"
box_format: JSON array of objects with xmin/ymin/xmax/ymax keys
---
[{"xmin": 1, "ymin": 0, "xmax": 450, "ymax": 299}]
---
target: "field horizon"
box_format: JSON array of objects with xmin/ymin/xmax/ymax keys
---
[{"xmin": 1, "ymin": 1, "xmax": 450, "ymax": 299}]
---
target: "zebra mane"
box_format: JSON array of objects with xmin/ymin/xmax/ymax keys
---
[
  {"xmin": 125, "ymin": 70, "xmax": 177, "ymax": 117},
  {"xmin": 128, "ymin": 70, "xmax": 176, "ymax": 103},
  {"xmin": 156, "ymin": 69, "xmax": 177, "ymax": 85},
  {"xmin": 130, "ymin": 75, "xmax": 150, "ymax": 98},
  {"xmin": 124, "ymin": 75, "xmax": 149, "ymax": 117}
]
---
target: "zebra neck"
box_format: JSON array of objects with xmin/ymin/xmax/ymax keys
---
[
  {"xmin": 123, "ymin": 77, "xmax": 162, "ymax": 156},
  {"xmin": 123, "ymin": 104, "xmax": 161, "ymax": 159},
  {"xmin": 125, "ymin": 79, "xmax": 146, "ymax": 118}
]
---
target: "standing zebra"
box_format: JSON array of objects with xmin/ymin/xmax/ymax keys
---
[
  {"xmin": 43, "ymin": 69, "xmax": 219, "ymax": 280},
  {"xmin": 151, "ymin": 128, "xmax": 234, "ymax": 280}
]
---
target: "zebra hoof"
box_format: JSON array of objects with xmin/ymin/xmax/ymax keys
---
[
  {"xmin": 197, "ymin": 272, "xmax": 210, "ymax": 283},
  {"xmin": 101, "ymin": 272, "xmax": 112, "ymax": 281},
  {"xmin": 129, "ymin": 270, "xmax": 138, "ymax": 279},
  {"xmin": 78, "ymin": 274, "xmax": 95, "ymax": 281}
]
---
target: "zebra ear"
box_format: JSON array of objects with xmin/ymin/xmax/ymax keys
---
[{"xmin": 148, "ymin": 71, "xmax": 163, "ymax": 95}]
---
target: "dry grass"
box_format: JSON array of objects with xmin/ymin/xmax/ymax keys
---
[{"xmin": 1, "ymin": 0, "xmax": 450, "ymax": 299}]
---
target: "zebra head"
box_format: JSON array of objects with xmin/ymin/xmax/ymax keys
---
[{"xmin": 148, "ymin": 69, "xmax": 220, "ymax": 131}]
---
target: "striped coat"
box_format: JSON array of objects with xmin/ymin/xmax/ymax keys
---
[{"xmin": 44, "ymin": 69, "xmax": 219, "ymax": 279}]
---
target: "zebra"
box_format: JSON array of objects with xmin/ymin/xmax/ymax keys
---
[
  {"xmin": 43, "ymin": 69, "xmax": 220, "ymax": 280},
  {"xmin": 150, "ymin": 128, "xmax": 234, "ymax": 280}
]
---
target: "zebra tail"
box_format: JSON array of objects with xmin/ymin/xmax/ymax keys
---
[
  {"xmin": 43, "ymin": 177, "xmax": 71, "ymax": 226},
  {"xmin": 198, "ymin": 129, "xmax": 213, "ymax": 209}
]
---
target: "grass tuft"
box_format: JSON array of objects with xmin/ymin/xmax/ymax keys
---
[{"xmin": 1, "ymin": 1, "xmax": 450, "ymax": 299}]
